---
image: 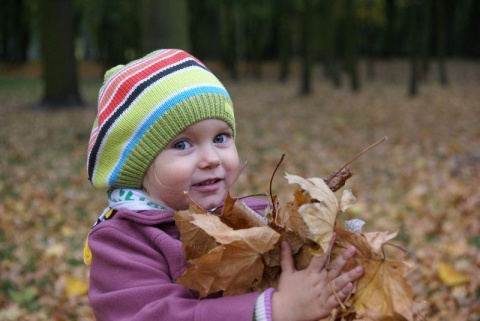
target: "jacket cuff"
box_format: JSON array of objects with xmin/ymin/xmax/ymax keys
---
[{"xmin": 253, "ymin": 288, "xmax": 276, "ymax": 321}]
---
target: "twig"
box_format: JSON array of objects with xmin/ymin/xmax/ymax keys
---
[
  {"xmin": 183, "ymin": 191, "xmax": 206, "ymax": 212},
  {"xmin": 270, "ymin": 153, "xmax": 286, "ymax": 215},
  {"xmin": 324, "ymin": 233, "xmax": 347, "ymax": 311},
  {"xmin": 326, "ymin": 136, "xmax": 388, "ymax": 185},
  {"xmin": 381, "ymin": 242, "xmax": 407, "ymax": 260}
]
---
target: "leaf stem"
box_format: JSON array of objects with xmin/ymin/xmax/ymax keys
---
[
  {"xmin": 381, "ymin": 242, "xmax": 407, "ymax": 260},
  {"xmin": 270, "ymin": 154, "xmax": 286, "ymax": 215},
  {"xmin": 325, "ymin": 234, "xmax": 347, "ymax": 311},
  {"xmin": 183, "ymin": 190, "xmax": 205, "ymax": 211},
  {"xmin": 326, "ymin": 136, "xmax": 388, "ymax": 185}
]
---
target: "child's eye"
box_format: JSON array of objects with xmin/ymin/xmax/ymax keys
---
[
  {"xmin": 173, "ymin": 140, "xmax": 191, "ymax": 150},
  {"xmin": 213, "ymin": 134, "xmax": 228, "ymax": 144}
]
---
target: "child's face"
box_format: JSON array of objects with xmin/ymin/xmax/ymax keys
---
[{"xmin": 142, "ymin": 119, "xmax": 239, "ymax": 211}]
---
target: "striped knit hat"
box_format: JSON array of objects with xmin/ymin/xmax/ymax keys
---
[{"xmin": 87, "ymin": 49, "xmax": 236, "ymax": 189}]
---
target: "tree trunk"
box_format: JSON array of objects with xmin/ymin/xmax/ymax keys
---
[
  {"xmin": 277, "ymin": 0, "xmax": 293, "ymax": 82},
  {"xmin": 245, "ymin": 1, "xmax": 270, "ymax": 79},
  {"xmin": 189, "ymin": 0, "xmax": 221, "ymax": 58},
  {"xmin": 39, "ymin": 0, "xmax": 83, "ymax": 108},
  {"xmin": 141, "ymin": 0, "xmax": 190, "ymax": 53},
  {"xmin": 2, "ymin": 0, "xmax": 29, "ymax": 63},
  {"xmin": 407, "ymin": 0, "xmax": 420, "ymax": 97},
  {"xmin": 299, "ymin": 0, "xmax": 315, "ymax": 95},
  {"xmin": 462, "ymin": 0, "xmax": 480, "ymax": 57},
  {"xmin": 219, "ymin": 2, "xmax": 238, "ymax": 79},
  {"xmin": 383, "ymin": 0, "xmax": 396, "ymax": 57},
  {"xmin": 320, "ymin": 0, "xmax": 341, "ymax": 87},
  {"xmin": 435, "ymin": 0, "xmax": 448, "ymax": 85},
  {"xmin": 419, "ymin": 0, "xmax": 432, "ymax": 82},
  {"xmin": 344, "ymin": 0, "xmax": 359, "ymax": 91},
  {"xmin": 95, "ymin": 0, "xmax": 140, "ymax": 69}
]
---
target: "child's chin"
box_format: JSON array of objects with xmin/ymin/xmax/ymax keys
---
[{"xmin": 196, "ymin": 198, "xmax": 224, "ymax": 212}]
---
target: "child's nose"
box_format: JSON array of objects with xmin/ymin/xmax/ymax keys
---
[{"xmin": 198, "ymin": 144, "xmax": 221, "ymax": 169}]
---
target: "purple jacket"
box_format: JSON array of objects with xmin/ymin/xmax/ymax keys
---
[{"xmin": 88, "ymin": 198, "xmax": 270, "ymax": 321}]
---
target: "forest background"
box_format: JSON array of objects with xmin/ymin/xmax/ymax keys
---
[{"xmin": 0, "ymin": 0, "xmax": 479, "ymax": 320}]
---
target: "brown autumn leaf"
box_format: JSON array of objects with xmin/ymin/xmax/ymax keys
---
[
  {"xmin": 340, "ymin": 189, "xmax": 357, "ymax": 212},
  {"xmin": 285, "ymin": 173, "xmax": 339, "ymax": 251},
  {"xmin": 173, "ymin": 208, "xmax": 218, "ymax": 260},
  {"xmin": 355, "ymin": 309, "xmax": 411, "ymax": 321},
  {"xmin": 354, "ymin": 258, "xmax": 414, "ymax": 321},
  {"xmin": 298, "ymin": 202, "xmax": 336, "ymax": 251},
  {"xmin": 437, "ymin": 262, "xmax": 469, "ymax": 286},
  {"xmin": 323, "ymin": 166, "xmax": 356, "ymax": 192},
  {"xmin": 334, "ymin": 228, "xmax": 414, "ymax": 321},
  {"xmin": 189, "ymin": 214, "xmax": 279, "ymax": 250},
  {"xmin": 363, "ymin": 231, "xmax": 399, "ymax": 254},
  {"xmin": 176, "ymin": 245, "xmax": 229, "ymax": 297},
  {"xmin": 176, "ymin": 214, "xmax": 280, "ymax": 297},
  {"xmin": 294, "ymin": 241, "xmax": 323, "ymax": 270},
  {"xmin": 276, "ymin": 189, "xmax": 312, "ymax": 241},
  {"xmin": 219, "ymin": 192, "xmax": 268, "ymax": 229}
]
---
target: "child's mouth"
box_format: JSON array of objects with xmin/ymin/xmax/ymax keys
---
[{"xmin": 193, "ymin": 179, "xmax": 220, "ymax": 187}]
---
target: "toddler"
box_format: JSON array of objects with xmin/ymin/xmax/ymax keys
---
[{"xmin": 84, "ymin": 49, "xmax": 363, "ymax": 321}]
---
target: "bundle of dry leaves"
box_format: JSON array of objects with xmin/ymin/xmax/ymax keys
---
[{"xmin": 174, "ymin": 165, "xmax": 425, "ymax": 320}]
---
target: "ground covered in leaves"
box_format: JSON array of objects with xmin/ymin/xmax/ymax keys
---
[{"xmin": 0, "ymin": 60, "xmax": 479, "ymax": 320}]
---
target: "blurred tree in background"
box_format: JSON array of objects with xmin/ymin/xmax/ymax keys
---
[
  {"xmin": 0, "ymin": 0, "xmax": 31, "ymax": 64},
  {"xmin": 0, "ymin": 0, "xmax": 479, "ymax": 107},
  {"xmin": 38, "ymin": 0, "xmax": 83, "ymax": 108},
  {"xmin": 141, "ymin": 0, "xmax": 190, "ymax": 54}
]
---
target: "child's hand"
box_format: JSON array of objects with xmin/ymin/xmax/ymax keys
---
[{"xmin": 271, "ymin": 235, "xmax": 363, "ymax": 321}]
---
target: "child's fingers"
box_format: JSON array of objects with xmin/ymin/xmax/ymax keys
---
[
  {"xmin": 326, "ymin": 281, "xmax": 354, "ymax": 307},
  {"xmin": 336, "ymin": 282, "xmax": 354, "ymax": 299},
  {"xmin": 279, "ymin": 241, "xmax": 295, "ymax": 274},
  {"xmin": 327, "ymin": 246, "xmax": 358, "ymax": 278},
  {"xmin": 307, "ymin": 233, "xmax": 336, "ymax": 272},
  {"xmin": 331, "ymin": 266, "xmax": 363, "ymax": 293}
]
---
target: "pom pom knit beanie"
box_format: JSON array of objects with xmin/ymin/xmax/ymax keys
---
[{"xmin": 87, "ymin": 49, "xmax": 236, "ymax": 189}]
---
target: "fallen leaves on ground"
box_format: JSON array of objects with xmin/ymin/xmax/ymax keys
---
[{"xmin": 1, "ymin": 60, "xmax": 479, "ymax": 320}]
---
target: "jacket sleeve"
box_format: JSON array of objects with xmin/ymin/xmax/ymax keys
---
[{"xmin": 87, "ymin": 223, "xmax": 261, "ymax": 321}]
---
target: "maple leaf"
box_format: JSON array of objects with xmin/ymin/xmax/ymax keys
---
[
  {"xmin": 334, "ymin": 229, "xmax": 414, "ymax": 321},
  {"xmin": 276, "ymin": 189, "xmax": 312, "ymax": 241},
  {"xmin": 323, "ymin": 166, "xmax": 356, "ymax": 192},
  {"xmin": 294, "ymin": 241, "xmax": 323, "ymax": 270},
  {"xmin": 65, "ymin": 276, "xmax": 89, "ymax": 298},
  {"xmin": 354, "ymin": 259, "xmax": 414, "ymax": 321},
  {"xmin": 437, "ymin": 262, "xmax": 469, "ymax": 286},
  {"xmin": 285, "ymin": 173, "xmax": 339, "ymax": 212},
  {"xmin": 298, "ymin": 203, "xmax": 336, "ymax": 251},
  {"xmin": 285, "ymin": 173, "xmax": 339, "ymax": 251},
  {"xmin": 189, "ymin": 214, "xmax": 279, "ymax": 250},
  {"xmin": 176, "ymin": 214, "xmax": 280, "ymax": 298},
  {"xmin": 173, "ymin": 209, "xmax": 218, "ymax": 260},
  {"xmin": 340, "ymin": 189, "xmax": 356, "ymax": 212},
  {"xmin": 363, "ymin": 231, "xmax": 399, "ymax": 254},
  {"xmin": 219, "ymin": 192, "xmax": 268, "ymax": 229}
]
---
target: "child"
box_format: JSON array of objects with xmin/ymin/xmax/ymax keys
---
[{"xmin": 84, "ymin": 49, "xmax": 363, "ymax": 321}]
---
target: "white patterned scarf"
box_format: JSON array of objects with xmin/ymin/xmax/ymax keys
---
[{"xmin": 92, "ymin": 188, "xmax": 170, "ymax": 228}]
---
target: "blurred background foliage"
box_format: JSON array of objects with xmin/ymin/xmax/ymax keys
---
[{"xmin": 1, "ymin": 0, "xmax": 479, "ymax": 107}]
